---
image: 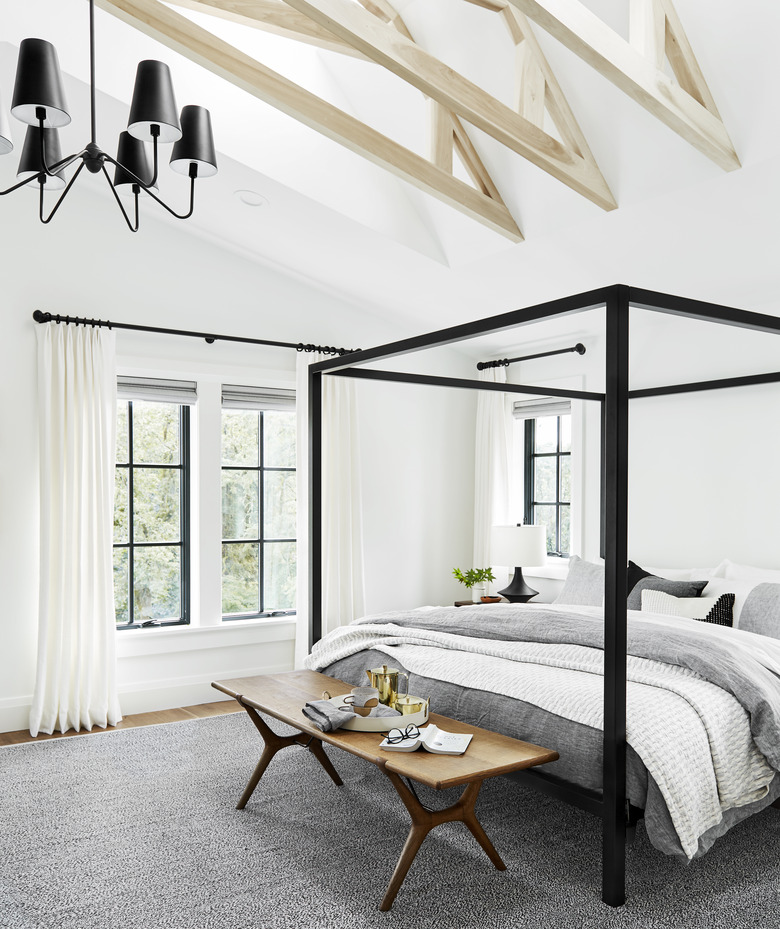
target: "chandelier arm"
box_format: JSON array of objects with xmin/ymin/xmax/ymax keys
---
[
  {"xmin": 0, "ymin": 172, "xmax": 48, "ymax": 197},
  {"xmin": 104, "ymin": 152, "xmax": 197, "ymax": 220},
  {"xmin": 100, "ymin": 164, "xmax": 140, "ymax": 232},
  {"xmin": 36, "ymin": 116, "xmax": 86, "ymax": 175},
  {"xmin": 39, "ymin": 161, "xmax": 86, "ymax": 225}
]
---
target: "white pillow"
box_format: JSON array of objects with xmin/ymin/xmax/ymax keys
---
[
  {"xmin": 641, "ymin": 589, "xmax": 719, "ymax": 619},
  {"xmin": 641, "ymin": 566, "xmax": 713, "ymax": 582},
  {"xmin": 711, "ymin": 559, "xmax": 780, "ymax": 583}
]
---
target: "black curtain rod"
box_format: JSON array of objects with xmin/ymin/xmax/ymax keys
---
[
  {"xmin": 476, "ymin": 342, "xmax": 586, "ymax": 370},
  {"xmin": 31, "ymin": 310, "xmax": 358, "ymax": 356}
]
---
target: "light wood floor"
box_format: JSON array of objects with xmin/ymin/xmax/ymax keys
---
[{"xmin": 0, "ymin": 700, "xmax": 240, "ymax": 747}]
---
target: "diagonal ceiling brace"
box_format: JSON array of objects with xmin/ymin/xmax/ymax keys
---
[
  {"xmin": 97, "ymin": 0, "xmax": 524, "ymax": 240},
  {"xmin": 280, "ymin": 0, "xmax": 617, "ymax": 210},
  {"xmin": 507, "ymin": 0, "xmax": 740, "ymax": 171}
]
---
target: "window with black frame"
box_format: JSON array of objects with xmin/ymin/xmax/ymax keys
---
[
  {"xmin": 221, "ymin": 386, "xmax": 296, "ymax": 620},
  {"xmin": 516, "ymin": 399, "xmax": 572, "ymax": 557},
  {"xmin": 113, "ymin": 378, "xmax": 194, "ymax": 628}
]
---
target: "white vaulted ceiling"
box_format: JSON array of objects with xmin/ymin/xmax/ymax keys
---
[{"xmin": 0, "ymin": 0, "xmax": 778, "ymax": 331}]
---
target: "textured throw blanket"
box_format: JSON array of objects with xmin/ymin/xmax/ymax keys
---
[{"xmin": 305, "ymin": 604, "xmax": 780, "ymax": 859}]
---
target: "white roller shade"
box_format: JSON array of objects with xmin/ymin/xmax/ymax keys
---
[
  {"xmin": 512, "ymin": 398, "xmax": 571, "ymax": 420},
  {"xmin": 117, "ymin": 376, "xmax": 197, "ymax": 405},
  {"xmin": 221, "ymin": 385, "xmax": 295, "ymax": 411}
]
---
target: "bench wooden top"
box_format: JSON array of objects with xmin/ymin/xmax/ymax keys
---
[{"xmin": 213, "ymin": 670, "xmax": 558, "ymax": 790}]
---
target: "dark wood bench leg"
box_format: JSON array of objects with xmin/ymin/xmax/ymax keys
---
[
  {"xmin": 380, "ymin": 773, "xmax": 505, "ymax": 912},
  {"xmin": 235, "ymin": 698, "xmax": 342, "ymax": 810}
]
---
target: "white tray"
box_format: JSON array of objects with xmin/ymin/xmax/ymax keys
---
[{"xmin": 326, "ymin": 695, "xmax": 429, "ymax": 731}]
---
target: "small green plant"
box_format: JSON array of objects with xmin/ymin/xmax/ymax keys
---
[{"xmin": 452, "ymin": 567, "xmax": 495, "ymax": 589}]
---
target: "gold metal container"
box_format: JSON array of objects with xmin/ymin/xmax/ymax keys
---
[
  {"xmin": 394, "ymin": 695, "xmax": 429, "ymax": 716},
  {"xmin": 365, "ymin": 664, "xmax": 409, "ymax": 707}
]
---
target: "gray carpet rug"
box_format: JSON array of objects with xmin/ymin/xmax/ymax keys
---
[{"xmin": 1, "ymin": 712, "xmax": 779, "ymax": 929}]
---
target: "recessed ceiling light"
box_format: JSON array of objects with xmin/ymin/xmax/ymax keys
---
[{"xmin": 234, "ymin": 189, "xmax": 269, "ymax": 207}]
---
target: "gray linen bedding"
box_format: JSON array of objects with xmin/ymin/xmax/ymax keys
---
[{"xmin": 310, "ymin": 604, "xmax": 780, "ymax": 859}]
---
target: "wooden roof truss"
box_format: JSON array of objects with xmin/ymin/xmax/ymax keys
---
[{"xmin": 96, "ymin": 0, "xmax": 739, "ymax": 242}]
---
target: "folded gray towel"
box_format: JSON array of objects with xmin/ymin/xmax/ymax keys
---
[
  {"xmin": 302, "ymin": 700, "xmax": 356, "ymax": 732},
  {"xmin": 369, "ymin": 705, "xmax": 401, "ymax": 718}
]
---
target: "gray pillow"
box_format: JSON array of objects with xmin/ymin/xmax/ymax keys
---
[
  {"xmin": 554, "ymin": 556, "xmax": 604, "ymax": 606},
  {"xmin": 626, "ymin": 576, "xmax": 708, "ymax": 611},
  {"xmin": 739, "ymin": 583, "xmax": 780, "ymax": 639}
]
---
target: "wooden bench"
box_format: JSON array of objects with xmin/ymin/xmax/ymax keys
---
[{"xmin": 213, "ymin": 669, "xmax": 558, "ymax": 910}]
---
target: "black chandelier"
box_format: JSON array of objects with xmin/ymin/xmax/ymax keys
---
[{"xmin": 0, "ymin": 0, "xmax": 217, "ymax": 231}]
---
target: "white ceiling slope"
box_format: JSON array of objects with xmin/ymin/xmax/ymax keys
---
[{"xmin": 1, "ymin": 0, "xmax": 778, "ymax": 332}]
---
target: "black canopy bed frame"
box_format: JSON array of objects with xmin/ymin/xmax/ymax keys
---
[{"xmin": 306, "ymin": 284, "xmax": 780, "ymax": 907}]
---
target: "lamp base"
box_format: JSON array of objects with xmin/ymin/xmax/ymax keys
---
[{"xmin": 497, "ymin": 567, "xmax": 538, "ymax": 603}]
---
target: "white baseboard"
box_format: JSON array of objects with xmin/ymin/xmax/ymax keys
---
[{"xmin": 0, "ymin": 661, "xmax": 293, "ymax": 735}]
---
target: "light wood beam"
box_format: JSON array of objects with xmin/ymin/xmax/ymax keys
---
[
  {"xmin": 97, "ymin": 0, "xmax": 524, "ymax": 241},
  {"xmin": 507, "ymin": 0, "xmax": 740, "ymax": 170},
  {"xmin": 658, "ymin": 0, "xmax": 721, "ymax": 117},
  {"xmin": 356, "ymin": 1, "xmax": 414, "ymax": 41},
  {"xmin": 428, "ymin": 100, "xmax": 453, "ymax": 174},
  {"xmin": 167, "ymin": 0, "xmax": 368, "ymax": 59},
  {"xmin": 281, "ymin": 0, "xmax": 616, "ymax": 209},
  {"xmin": 629, "ymin": 0, "xmax": 665, "ymax": 70},
  {"xmin": 514, "ymin": 41, "xmax": 546, "ymax": 127},
  {"xmin": 462, "ymin": 0, "xmax": 508, "ymax": 11}
]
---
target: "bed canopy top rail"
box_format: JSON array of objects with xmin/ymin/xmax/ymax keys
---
[
  {"xmin": 308, "ymin": 283, "xmax": 780, "ymax": 909},
  {"xmin": 329, "ymin": 367, "xmax": 604, "ymax": 402}
]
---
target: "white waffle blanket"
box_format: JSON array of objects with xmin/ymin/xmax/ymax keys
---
[{"xmin": 306, "ymin": 619, "xmax": 775, "ymax": 858}]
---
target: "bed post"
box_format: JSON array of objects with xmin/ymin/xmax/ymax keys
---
[
  {"xmin": 602, "ymin": 285, "xmax": 629, "ymax": 906},
  {"xmin": 308, "ymin": 367, "xmax": 323, "ymax": 649}
]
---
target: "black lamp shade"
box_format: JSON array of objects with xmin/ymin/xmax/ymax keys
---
[
  {"xmin": 127, "ymin": 61, "xmax": 181, "ymax": 143},
  {"xmin": 11, "ymin": 38, "xmax": 71, "ymax": 128},
  {"xmin": 169, "ymin": 106, "xmax": 217, "ymax": 177},
  {"xmin": 17, "ymin": 125, "xmax": 66, "ymax": 190},
  {"xmin": 113, "ymin": 131, "xmax": 157, "ymax": 192}
]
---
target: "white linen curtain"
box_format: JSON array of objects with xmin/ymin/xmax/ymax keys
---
[
  {"xmin": 30, "ymin": 323, "xmax": 121, "ymax": 736},
  {"xmin": 473, "ymin": 367, "xmax": 513, "ymax": 572},
  {"xmin": 295, "ymin": 353, "xmax": 365, "ymax": 667}
]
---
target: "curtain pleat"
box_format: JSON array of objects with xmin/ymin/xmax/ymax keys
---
[
  {"xmin": 295, "ymin": 353, "xmax": 365, "ymax": 666},
  {"xmin": 473, "ymin": 367, "xmax": 513, "ymax": 570},
  {"xmin": 30, "ymin": 323, "xmax": 121, "ymax": 736}
]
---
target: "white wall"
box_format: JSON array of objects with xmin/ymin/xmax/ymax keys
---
[
  {"xmin": 505, "ymin": 308, "xmax": 780, "ymax": 585},
  {"xmin": 0, "ymin": 184, "xmax": 475, "ymax": 732}
]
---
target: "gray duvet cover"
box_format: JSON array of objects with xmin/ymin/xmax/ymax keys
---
[{"xmin": 319, "ymin": 606, "xmax": 780, "ymax": 858}]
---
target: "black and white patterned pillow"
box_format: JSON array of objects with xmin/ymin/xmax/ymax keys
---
[{"xmin": 641, "ymin": 589, "xmax": 735, "ymax": 627}]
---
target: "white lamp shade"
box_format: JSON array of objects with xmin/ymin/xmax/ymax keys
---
[
  {"xmin": 0, "ymin": 93, "xmax": 13, "ymax": 155},
  {"xmin": 492, "ymin": 525, "xmax": 547, "ymax": 567}
]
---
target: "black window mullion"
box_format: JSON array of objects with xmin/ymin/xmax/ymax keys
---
[{"xmin": 128, "ymin": 401, "xmax": 135, "ymax": 625}]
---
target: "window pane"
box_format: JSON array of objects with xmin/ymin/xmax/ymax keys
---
[
  {"xmin": 222, "ymin": 410, "xmax": 259, "ymax": 467},
  {"xmin": 534, "ymin": 416, "xmax": 557, "ymax": 453},
  {"xmin": 222, "ymin": 470, "xmax": 259, "ymax": 540},
  {"xmin": 264, "ymin": 471, "xmax": 296, "ymax": 539},
  {"xmin": 534, "ymin": 458, "xmax": 557, "ymax": 503},
  {"xmin": 534, "ymin": 505, "xmax": 557, "ymax": 554},
  {"xmin": 134, "ymin": 469, "xmax": 180, "ymax": 543},
  {"xmin": 560, "ymin": 456, "xmax": 572, "ymax": 503},
  {"xmin": 560, "ymin": 414, "xmax": 571, "ymax": 453},
  {"xmin": 222, "ymin": 542, "xmax": 259, "ymax": 614},
  {"xmin": 264, "ymin": 411, "xmax": 296, "ymax": 468},
  {"xmin": 560, "ymin": 507, "xmax": 571, "ymax": 556},
  {"xmin": 132, "ymin": 401, "xmax": 180, "ymax": 465},
  {"xmin": 264, "ymin": 541, "xmax": 296, "ymax": 611},
  {"xmin": 113, "ymin": 548, "xmax": 129, "ymax": 624},
  {"xmin": 116, "ymin": 400, "xmax": 129, "ymax": 464},
  {"xmin": 114, "ymin": 468, "xmax": 129, "ymax": 544},
  {"xmin": 134, "ymin": 546, "xmax": 181, "ymax": 621}
]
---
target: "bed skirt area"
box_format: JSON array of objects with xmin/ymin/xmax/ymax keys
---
[{"xmin": 323, "ymin": 648, "xmax": 780, "ymax": 859}]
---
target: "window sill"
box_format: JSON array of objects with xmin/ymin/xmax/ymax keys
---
[{"xmin": 115, "ymin": 615, "xmax": 296, "ymax": 659}]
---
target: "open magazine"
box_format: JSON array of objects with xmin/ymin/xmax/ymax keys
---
[{"xmin": 379, "ymin": 724, "xmax": 472, "ymax": 755}]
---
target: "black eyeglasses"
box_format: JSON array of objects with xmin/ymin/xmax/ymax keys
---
[{"xmin": 386, "ymin": 725, "xmax": 420, "ymax": 744}]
